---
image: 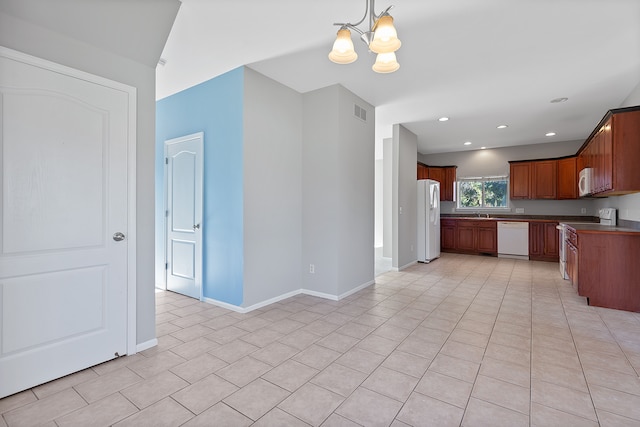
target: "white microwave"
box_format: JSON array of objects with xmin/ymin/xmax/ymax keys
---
[{"xmin": 578, "ymin": 167, "xmax": 592, "ymax": 197}]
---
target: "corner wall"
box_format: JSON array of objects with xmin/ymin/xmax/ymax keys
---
[
  {"xmin": 392, "ymin": 125, "xmax": 418, "ymax": 270},
  {"xmin": 302, "ymin": 85, "xmax": 375, "ymax": 297},
  {"xmin": 242, "ymin": 68, "xmax": 304, "ymax": 307}
]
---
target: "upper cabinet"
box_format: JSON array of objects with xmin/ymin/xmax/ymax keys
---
[
  {"xmin": 416, "ymin": 163, "xmax": 457, "ymax": 201},
  {"xmin": 531, "ymin": 160, "xmax": 558, "ymax": 199},
  {"xmin": 509, "ymin": 162, "xmax": 531, "ymax": 199},
  {"xmin": 578, "ymin": 108, "xmax": 640, "ymax": 197},
  {"xmin": 510, "ymin": 158, "xmax": 568, "ymax": 200},
  {"xmin": 557, "ymin": 157, "xmax": 577, "ymax": 199}
]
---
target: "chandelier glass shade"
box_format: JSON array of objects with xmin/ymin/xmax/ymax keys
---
[
  {"xmin": 328, "ymin": 28, "xmax": 358, "ymax": 64},
  {"xmin": 328, "ymin": 0, "xmax": 401, "ymax": 73}
]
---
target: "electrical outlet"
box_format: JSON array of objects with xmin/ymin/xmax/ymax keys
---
[
  {"xmin": 515, "ymin": 208, "xmax": 525, "ymax": 214},
  {"xmin": 309, "ymin": 264, "xmax": 315, "ymax": 274},
  {"xmin": 581, "ymin": 208, "xmax": 587, "ymax": 214},
  {"xmin": 399, "ymin": 206, "xmax": 403, "ymax": 214}
]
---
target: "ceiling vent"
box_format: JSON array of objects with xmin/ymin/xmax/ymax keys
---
[{"xmin": 354, "ymin": 104, "xmax": 367, "ymax": 122}]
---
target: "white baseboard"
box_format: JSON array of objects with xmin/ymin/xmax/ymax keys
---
[
  {"xmin": 136, "ymin": 338, "xmax": 158, "ymax": 353},
  {"xmin": 200, "ymin": 281, "xmax": 376, "ymax": 313},
  {"xmin": 398, "ymin": 260, "xmax": 418, "ymax": 271},
  {"xmin": 337, "ymin": 280, "xmax": 375, "ymax": 300}
]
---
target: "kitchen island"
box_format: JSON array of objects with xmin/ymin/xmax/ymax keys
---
[{"xmin": 563, "ymin": 222, "xmax": 640, "ymax": 312}]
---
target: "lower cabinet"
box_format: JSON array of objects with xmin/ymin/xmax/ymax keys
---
[
  {"xmin": 529, "ymin": 221, "xmax": 559, "ymax": 261},
  {"xmin": 441, "ymin": 219, "xmax": 456, "ymax": 251},
  {"xmin": 441, "ymin": 219, "xmax": 497, "ymax": 255},
  {"xmin": 569, "ymin": 228, "xmax": 640, "ymax": 312}
]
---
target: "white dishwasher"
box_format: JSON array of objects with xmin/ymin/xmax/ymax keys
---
[{"xmin": 497, "ymin": 222, "xmax": 529, "ymax": 260}]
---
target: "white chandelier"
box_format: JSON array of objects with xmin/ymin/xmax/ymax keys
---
[{"xmin": 328, "ymin": 0, "xmax": 401, "ymax": 73}]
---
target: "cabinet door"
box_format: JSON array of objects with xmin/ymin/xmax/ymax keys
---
[
  {"xmin": 528, "ymin": 222, "xmax": 544, "ymax": 258},
  {"xmin": 417, "ymin": 163, "xmax": 429, "ymax": 180},
  {"xmin": 543, "ymin": 222, "xmax": 560, "ymax": 258},
  {"xmin": 557, "ymin": 157, "xmax": 577, "ymax": 199},
  {"xmin": 443, "ymin": 167, "xmax": 456, "ymax": 201},
  {"xmin": 531, "ymin": 160, "xmax": 557, "ymax": 199},
  {"xmin": 566, "ymin": 241, "xmax": 577, "ymax": 291},
  {"xmin": 441, "ymin": 225, "xmax": 456, "ymax": 251},
  {"xmin": 477, "ymin": 227, "xmax": 497, "ymax": 254},
  {"xmin": 456, "ymin": 226, "xmax": 476, "ymax": 251},
  {"xmin": 510, "ymin": 162, "xmax": 531, "ymax": 199},
  {"xmin": 428, "ymin": 167, "xmax": 445, "ymax": 185}
]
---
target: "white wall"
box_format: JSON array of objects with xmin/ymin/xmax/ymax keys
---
[
  {"xmin": 0, "ymin": 6, "xmax": 179, "ymax": 346},
  {"xmin": 383, "ymin": 138, "xmax": 393, "ymax": 258},
  {"xmin": 392, "ymin": 125, "xmax": 418, "ymax": 270},
  {"xmin": 243, "ymin": 68, "xmax": 303, "ymax": 306},
  {"xmin": 302, "ymin": 85, "xmax": 375, "ymax": 297}
]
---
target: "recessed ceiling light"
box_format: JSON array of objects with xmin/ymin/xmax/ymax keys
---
[
  {"xmin": 464, "ymin": 141, "xmax": 472, "ymax": 146},
  {"xmin": 550, "ymin": 97, "xmax": 568, "ymax": 103},
  {"xmin": 497, "ymin": 125, "xmax": 508, "ymax": 129},
  {"xmin": 438, "ymin": 117, "xmax": 449, "ymax": 122},
  {"xmin": 481, "ymin": 146, "xmax": 487, "ymax": 150},
  {"xmin": 546, "ymin": 132, "xmax": 556, "ymax": 137}
]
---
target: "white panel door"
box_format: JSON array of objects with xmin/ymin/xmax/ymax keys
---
[
  {"xmin": 0, "ymin": 49, "xmax": 133, "ymax": 398},
  {"xmin": 165, "ymin": 133, "xmax": 203, "ymax": 299}
]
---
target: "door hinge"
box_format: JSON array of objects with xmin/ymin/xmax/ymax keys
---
[
  {"xmin": 165, "ymin": 157, "xmax": 168, "ymax": 165},
  {"xmin": 165, "ymin": 209, "xmax": 169, "ymax": 217},
  {"xmin": 165, "ymin": 262, "xmax": 168, "ymax": 270}
]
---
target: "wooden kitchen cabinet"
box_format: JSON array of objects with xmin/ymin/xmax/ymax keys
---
[
  {"xmin": 445, "ymin": 219, "xmax": 497, "ymax": 255},
  {"xmin": 557, "ymin": 157, "xmax": 577, "ymax": 199},
  {"xmin": 529, "ymin": 221, "xmax": 559, "ymax": 261},
  {"xmin": 477, "ymin": 225, "xmax": 498, "ymax": 254},
  {"xmin": 510, "ymin": 159, "xmax": 559, "ymax": 200},
  {"xmin": 531, "ymin": 160, "xmax": 557, "ymax": 199},
  {"xmin": 509, "ymin": 162, "xmax": 531, "ymax": 199},
  {"xmin": 417, "ymin": 163, "xmax": 457, "ymax": 201},
  {"xmin": 565, "ymin": 226, "xmax": 580, "ymax": 293},
  {"xmin": 427, "ymin": 167, "xmax": 445, "ymax": 185},
  {"xmin": 577, "ymin": 107, "xmax": 640, "ymax": 196},
  {"xmin": 444, "ymin": 167, "xmax": 457, "ymax": 201},
  {"xmin": 417, "ymin": 163, "xmax": 429, "ymax": 180},
  {"xmin": 440, "ymin": 219, "xmax": 456, "ymax": 251},
  {"xmin": 569, "ymin": 226, "xmax": 640, "ymax": 312}
]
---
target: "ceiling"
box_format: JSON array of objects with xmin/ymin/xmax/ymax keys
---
[{"xmin": 157, "ymin": 0, "xmax": 640, "ymax": 156}]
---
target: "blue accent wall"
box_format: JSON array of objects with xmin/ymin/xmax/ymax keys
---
[{"xmin": 156, "ymin": 67, "xmax": 244, "ymax": 305}]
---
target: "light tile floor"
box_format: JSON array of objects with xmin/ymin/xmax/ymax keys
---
[{"xmin": 3, "ymin": 253, "xmax": 640, "ymax": 426}]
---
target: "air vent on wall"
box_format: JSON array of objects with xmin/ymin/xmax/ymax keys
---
[{"xmin": 354, "ymin": 103, "xmax": 367, "ymax": 122}]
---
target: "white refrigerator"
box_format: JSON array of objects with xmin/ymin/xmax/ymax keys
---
[{"xmin": 417, "ymin": 179, "xmax": 441, "ymax": 263}]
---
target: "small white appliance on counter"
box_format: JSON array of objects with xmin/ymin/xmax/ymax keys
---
[
  {"xmin": 417, "ymin": 179, "xmax": 440, "ymax": 263},
  {"xmin": 578, "ymin": 168, "xmax": 593, "ymax": 197},
  {"xmin": 497, "ymin": 221, "xmax": 529, "ymax": 260},
  {"xmin": 599, "ymin": 208, "xmax": 617, "ymax": 226}
]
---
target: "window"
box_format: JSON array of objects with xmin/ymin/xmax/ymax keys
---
[{"xmin": 457, "ymin": 176, "xmax": 509, "ymax": 209}]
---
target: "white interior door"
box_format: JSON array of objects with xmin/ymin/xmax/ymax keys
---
[
  {"xmin": 165, "ymin": 133, "xmax": 203, "ymax": 299},
  {"xmin": 0, "ymin": 48, "xmax": 134, "ymax": 398}
]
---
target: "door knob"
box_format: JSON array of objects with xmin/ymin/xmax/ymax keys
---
[
  {"xmin": 113, "ymin": 232, "xmax": 126, "ymax": 241},
  {"xmin": 193, "ymin": 224, "xmax": 200, "ymax": 230}
]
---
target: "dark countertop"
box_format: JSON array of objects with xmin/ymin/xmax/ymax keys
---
[
  {"xmin": 442, "ymin": 214, "xmax": 600, "ymax": 223},
  {"xmin": 562, "ymin": 222, "xmax": 640, "ymax": 235}
]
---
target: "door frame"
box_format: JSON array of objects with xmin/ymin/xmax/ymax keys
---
[
  {"xmin": 0, "ymin": 46, "xmax": 138, "ymax": 355},
  {"xmin": 163, "ymin": 132, "xmax": 204, "ymax": 300}
]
